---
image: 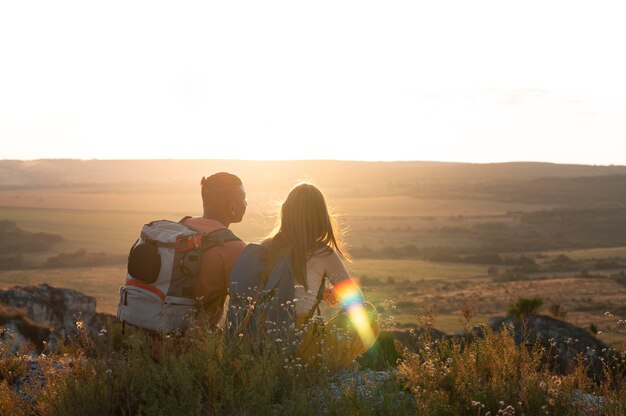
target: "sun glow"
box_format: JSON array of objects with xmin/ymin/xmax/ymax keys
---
[{"xmin": 2, "ymin": 2, "xmax": 626, "ymax": 164}]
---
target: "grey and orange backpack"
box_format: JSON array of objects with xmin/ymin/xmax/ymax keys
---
[{"xmin": 117, "ymin": 218, "xmax": 240, "ymax": 333}]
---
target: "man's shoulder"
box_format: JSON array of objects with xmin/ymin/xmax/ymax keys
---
[{"xmin": 183, "ymin": 216, "xmax": 225, "ymax": 234}]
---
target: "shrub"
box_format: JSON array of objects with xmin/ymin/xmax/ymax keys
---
[
  {"xmin": 549, "ymin": 304, "xmax": 567, "ymax": 319},
  {"xmin": 397, "ymin": 323, "xmax": 625, "ymax": 416},
  {"xmin": 486, "ymin": 266, "xmax": 499, "ymax": 277},
  {"xmin": 508, "ymin": 297, "xmax": 543, "ymax": 318},
  {"xmin": 34, "ymin": 316, "xmax": 345, "ymax": 415},
  {"xmin": 0, "ymin": 329, "xmax": 28, "ymax": 384}
]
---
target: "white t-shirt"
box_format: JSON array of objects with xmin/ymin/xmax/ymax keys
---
[{"xmin": 294, "ymin": 249, "xmax": 353, "ymax": 315}]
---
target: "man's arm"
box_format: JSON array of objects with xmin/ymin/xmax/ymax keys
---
[
  {"xmin": 195, "ymin": 249, "xmax": 228, "ymax": 326},
  {"xmin": 195, "ymin": 240, "xmax": 246, "ymax": 326}
]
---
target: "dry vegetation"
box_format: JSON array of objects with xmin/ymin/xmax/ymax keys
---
[{"xmin": 1, "ymin": 310, "xmax": 625, "ymax": 415}]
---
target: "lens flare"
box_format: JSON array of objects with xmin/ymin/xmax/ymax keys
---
[{"xmin": 333, "ymin": 279, "xmax": 377, "ymax": 348}]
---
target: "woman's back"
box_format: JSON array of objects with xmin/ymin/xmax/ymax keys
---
[{"xmin": 294, "ymin": 248, "xmax": 351, "ymax": 316}]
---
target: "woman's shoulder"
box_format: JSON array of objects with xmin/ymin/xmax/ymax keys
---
[{"xmin": 311, "ymin": 244, "xmax": 336, "ymax": 258}]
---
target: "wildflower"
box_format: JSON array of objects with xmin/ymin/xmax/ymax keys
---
[{"xmin": 75, "ymin": 321, "xmax": 84, "ymax": 329}]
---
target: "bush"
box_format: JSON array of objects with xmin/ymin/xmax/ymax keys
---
[
  {"xmin": 508, "ymin": 297, "xmax": 543, "ymax": 318},
  {"xmin": 487, "ymin": 266, "xmax": 499, "ymax": 277},
  {"xmin": 396, "ymin": 323, "xmax": 626, "ymax": 416},
  {"xmin": 0, "ymin": 330, "xmax": 28, "ymax": 384},
  {"xmin": 549, "ymin": 304, "xmax": 567, "ymax": 319}
]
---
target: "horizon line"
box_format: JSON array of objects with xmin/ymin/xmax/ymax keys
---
[{"xmin": 1, "ymin": 158, "xmax": 625, "ymax": 168}]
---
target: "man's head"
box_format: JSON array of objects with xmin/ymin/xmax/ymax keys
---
[{"xmin": 201, "ymin": 172, "xmax": 247, "ymax": 226}]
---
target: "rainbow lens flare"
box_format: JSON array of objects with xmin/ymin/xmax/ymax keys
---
[{"xmin": 333, "ymin": 279, "xmax": 377, "ymax": 348}]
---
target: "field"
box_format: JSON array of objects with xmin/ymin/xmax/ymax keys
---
[
  {"xmin": 545, "ymin": 246, "xmax": 626, "ymax": 260},
  {"xmin": 2, "ymin": 208, "xmax": 625, "ymax": 350},
  {"xmin": 1, "ymin": 160, "xmax": 626, "ymax": 350}
]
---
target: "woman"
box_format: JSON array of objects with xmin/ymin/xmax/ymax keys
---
[{"xmin": 229, "ymin": 183, "xmax": 379, "ymax": 370}]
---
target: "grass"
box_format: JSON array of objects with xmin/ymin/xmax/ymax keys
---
[
  {"xmin": 0, "ymin": 309, "xmax": 624, "ymax": 415},
  {"xmin": 545, "ymin": 246, "xmax": 626, "ymax": 260},
  {"xmin": 0, "ymin": 207, "xmax": 270, "ymax": 261},
  {"xmin": 350, "ymin": 259, "xmax": 487, "ymax": 282}
]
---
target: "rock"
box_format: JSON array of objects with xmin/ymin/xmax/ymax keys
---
[
  {"xmin": 0, "ymin": 284, "xmax": 113, "ymax": 353},
  {"xmin": 303, "ymin": 369, "xmax": 414, "ymax": 414},
  {"xmin": 0, "ymin": 305, "xmax": 52, "ymax": 353}
]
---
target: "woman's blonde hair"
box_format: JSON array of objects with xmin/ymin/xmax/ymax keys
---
[{"xmin": 263, "ymin": 183, "xmax": 348, "ymax": 290}]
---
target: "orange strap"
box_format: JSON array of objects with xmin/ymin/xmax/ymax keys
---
[
  {"xmin": 175, "ymin": 235, "xmax": 204, "ymax": 252},
  {"xmin": 126, "ymin": 279, "xmax": 166, "ymax": 301}
]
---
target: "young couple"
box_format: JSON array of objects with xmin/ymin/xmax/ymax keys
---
[{"xmin": 185, "ymin": 172, "xmax": 379, "ymax": 370}]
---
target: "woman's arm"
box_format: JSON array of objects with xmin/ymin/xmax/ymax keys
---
[{"xmin": 322, "ymin": 250, "xmax": 365, "ymax": 308}]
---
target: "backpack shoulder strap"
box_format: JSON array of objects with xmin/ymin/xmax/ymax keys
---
[{"xmin": 201, "ymin": 228, "xmax": 242, "ymax": 250}]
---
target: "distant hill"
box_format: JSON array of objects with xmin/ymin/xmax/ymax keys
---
[
  {"xmin": 0, "ymin": 220, "xmax": 63, "ymax": 254},
  {"xmin": 2, "ymin": 159, "xmax": 626, "ymax": 199}
]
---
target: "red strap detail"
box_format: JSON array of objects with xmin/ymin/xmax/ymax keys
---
[
  {"xmin": 126, "ymin": 279, "xmax": 166, "ymax": 301},
  {"xmin": 175, "ymin": 235, "xmax": 204, "ymax": 252}
]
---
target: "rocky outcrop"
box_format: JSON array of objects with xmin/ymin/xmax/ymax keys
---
[
  {"xmin": 0, "ymin": 284, "xmax": 113, "ymax": 353},
  {"xmin": 363, "ymin": 316, "xmax": 615, "ymax": 382},
  {"xmin": 487, "ymin": 315, "xmax": 612, "ymax": 378}
]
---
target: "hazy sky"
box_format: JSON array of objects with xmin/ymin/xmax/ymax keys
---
[{"xmin": 1, "ymin": 1, "xmax": 625, "ymax": 164}]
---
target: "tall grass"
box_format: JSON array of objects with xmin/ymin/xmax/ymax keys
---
[
  {"xmin": 0, "ymin": 311, "xmax": 624, "ymax": 415},
  {"xmin": 396, "ymin": 307, "xmax": 626, "ymax": 416}
]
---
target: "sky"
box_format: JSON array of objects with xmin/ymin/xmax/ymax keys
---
[{"xmin": 1, "ymin": 1, "xmax": 625, "ymax": 164}]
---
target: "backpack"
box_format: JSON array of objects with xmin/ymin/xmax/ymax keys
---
[
  {"xmin": 226, "ymin": 243, "xmax": 324, "ymax": 336},
  {"xmin": 117, "ymin": 218, "xmax": 241, "ymax": 334}
]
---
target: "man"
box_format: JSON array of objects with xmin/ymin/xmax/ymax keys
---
[{"xmin": 183, "ymin": 172, "xmax": 247, "ymax": 326}]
